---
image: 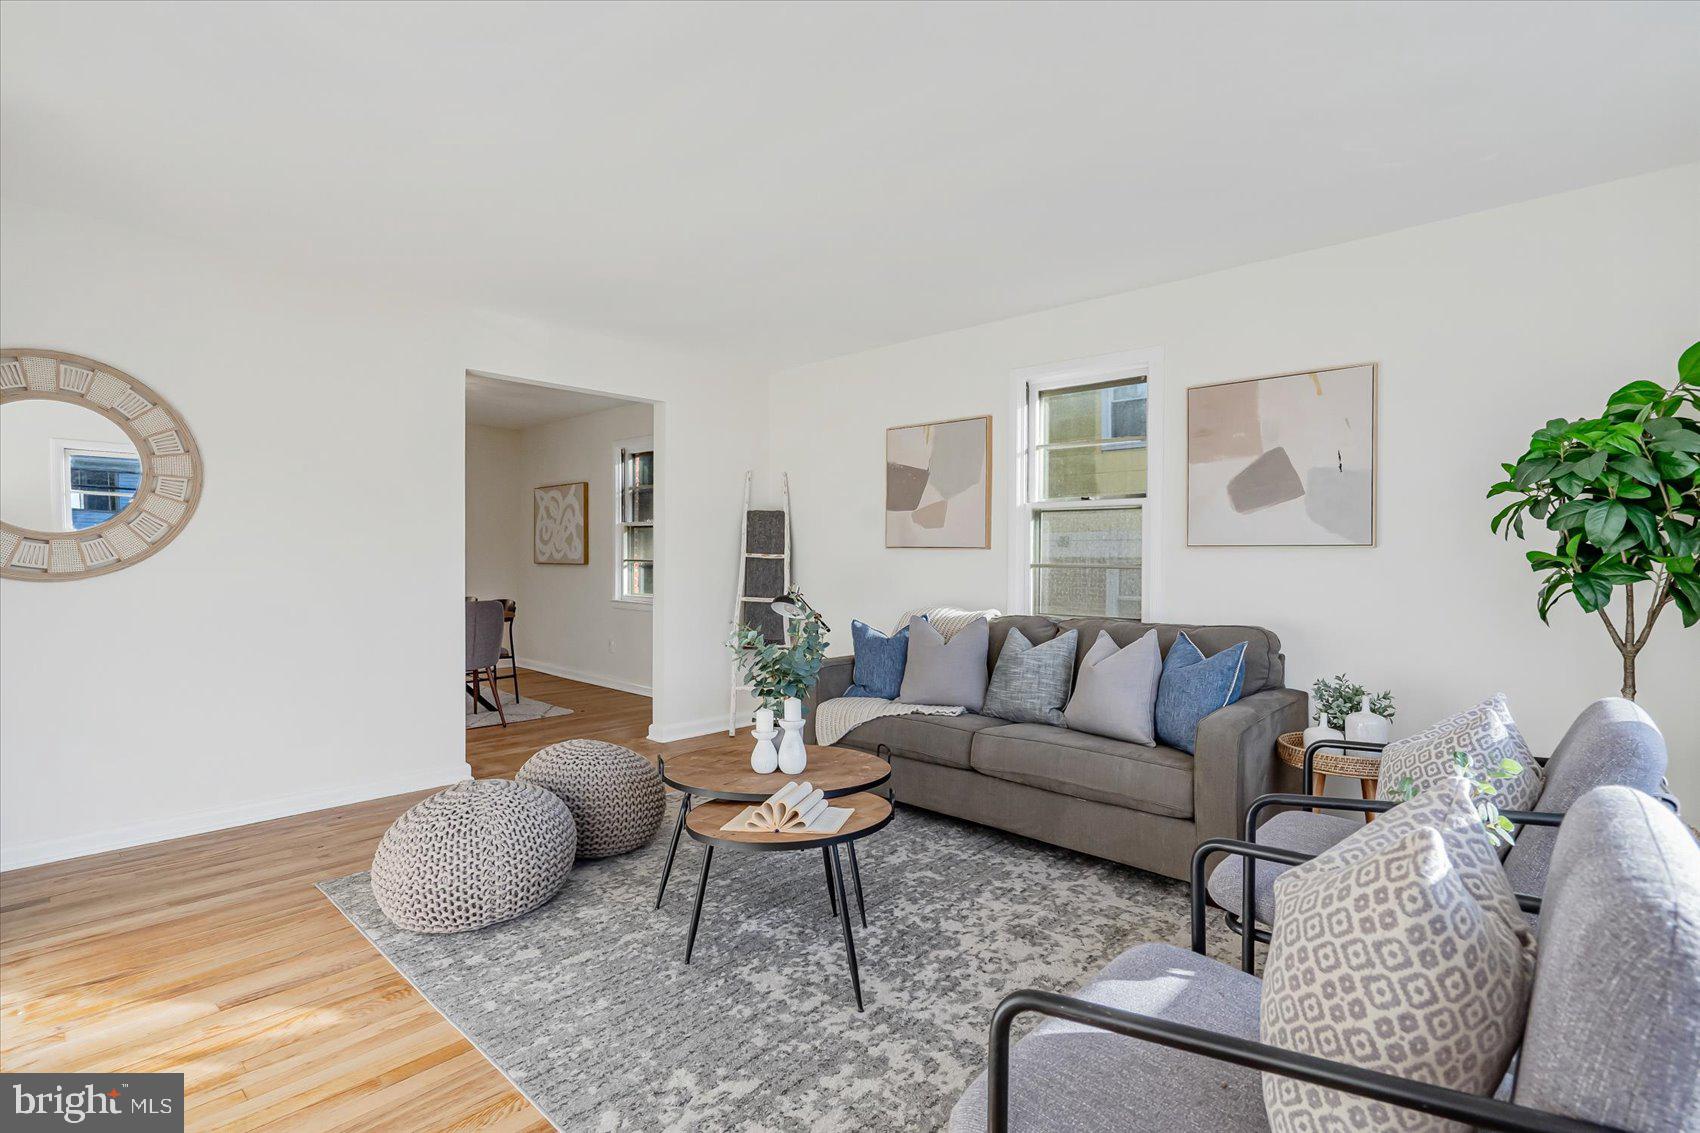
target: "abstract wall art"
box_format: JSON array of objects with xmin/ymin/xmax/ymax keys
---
[
  {"xmin": 534, "ymin": 481, "xmax": 588, "ymax": 564},
  {"xmin": 1187, "ymin": 363, "xmax": 1376, "ymax": 546},
  {"xmin": 885, "ymin": 414, "xmax": 991, "ymax": 548}
]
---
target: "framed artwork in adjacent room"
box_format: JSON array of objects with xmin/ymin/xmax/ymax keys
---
[
  {"xmin": 885, "ymin": 414, "xmax": 992, "ymax": 548},
  {"xmin": 1186, "ymin": 363, "xmax": 1376, "ymax": 547},
  {"xmin": 534, "ymin": 481, "xmax": 588, "ymax": 564}
]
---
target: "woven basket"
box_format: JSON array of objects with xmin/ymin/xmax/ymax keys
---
[{"xmin": 1276, "ymin": 730, "xmax": 1384, "ymax": 779}]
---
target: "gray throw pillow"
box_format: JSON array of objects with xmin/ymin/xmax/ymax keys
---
[
  {"xmin": 1377, "ymin": 694, "xmax": 1543, "ymax": 810},
  {"xmin": 897, "ymin": 615, "xmax": 989, "ymax": 711},
  {"xmin": 983, "ymin": 628, "xmax": 1077, "ymax": 726},
  {"xmin": 1062, "ymin": 630, "xmax": 1161, "ymax": 746},
  {"xmin": 1262, "ymin": 817, "xmax": 1534, "ymax": 1133}
]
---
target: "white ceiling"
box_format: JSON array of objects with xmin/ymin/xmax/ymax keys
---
[
  {"xmin": 3, "ymin": 2, "xmax": 1696, "ymax": 371},
  {"xmin": 465, "ymin": 372, "xmax": 640, "ymax": 430}
]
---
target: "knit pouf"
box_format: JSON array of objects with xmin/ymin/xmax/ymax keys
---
[
  {"xmin": 371, "ymin": 778, "xmax": 577, "ymax": 933},
  {"xmin": 517, "ymin": 740, "xmax": 664, "ymax": 859}
]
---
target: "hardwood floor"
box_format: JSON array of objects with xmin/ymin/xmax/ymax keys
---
[{"xmin": 0, "ymin": 670, "xmax": 735, "ymax": 1131}]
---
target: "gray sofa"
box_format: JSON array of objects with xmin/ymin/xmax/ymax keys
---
[{"xmin": 802, "ymin": 615, "xmax": 1307, "ymax": 881}]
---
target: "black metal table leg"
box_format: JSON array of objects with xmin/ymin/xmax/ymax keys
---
[
  {"xmin": 684, "ymin": 846, "xmax": 714, "ymax": 963},
  {"xmin": 829, "ymin": 844, "xmax": 864, "ymax": 1011},
  {"xmin": 821, "ymin": 846, "xmax": 838, "ymax": 917},
  {"xmin": 655, "ymin": 795, "xmax": 692, "ymax": 909},
  {"xmin": 847, "ymin": 841, "xmax": 867, "ymax": 928}
]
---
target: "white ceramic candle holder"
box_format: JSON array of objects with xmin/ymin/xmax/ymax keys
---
[{"xmin": 777, "ymin": 718, "xmax": 807, "ymax": 775}]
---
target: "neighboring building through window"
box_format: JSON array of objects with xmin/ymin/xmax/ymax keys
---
[
  {"xmin": 65, "ymin": 449, "xmax": 142, "ymax": 530},
  {"xmin": 1023, "ymin": 370, "xmax": 1150, "ymax": 619},
  {"xmin": 615, "ymin": 438, "xmax": 654, "ymax": 602}
]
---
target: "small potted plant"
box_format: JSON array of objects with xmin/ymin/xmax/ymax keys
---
[
  {"xmin": 1307, "ymin": 675, "xmax": 1395, "ymax": 747},
  {"xmin": 728, "ymin": 589, "xmax": 829, "ymax": 773}
]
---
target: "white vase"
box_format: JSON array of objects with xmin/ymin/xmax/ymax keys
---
[
  {"xmin": 750, "ymin": 728, "xmax": 780, "ymax": 774},
  {"xmin": 1302, "ymin": 724, "xmax": 1345, "ymax": 750},
  {"xmin": 1344, "ymin": 698, "xmax": 1391, "ymax": 744},
  {"xmin": 777, "ymin": 719, "xmax": 808, "ymax": 775}
]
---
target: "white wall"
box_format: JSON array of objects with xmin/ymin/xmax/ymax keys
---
[
  {"xmin": 464, "ymin": 423, "xmax": 523, "ymax": 600},
  {"xmin": 1, "ymin": 400, "xmax": 135, "ymax": 531},
  {"xmin": 765, "ymin": 165, "xmax": 1700, "ymax": 805},
  {"xmin": 0, "ymin": 200, "xmax": 763, "ymax": 868}
]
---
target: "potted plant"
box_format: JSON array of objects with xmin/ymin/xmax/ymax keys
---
[
  {"xmin": 727, "ymin": 588, "xmax": 829, "ymax": 715},
  {"xmin": 1308, "ymin": 675, "xmax": 1395, "ymax": 746},
  {"xmin": 1488, "ymin": 341, "xmax": 1700, "ymax": 698}
]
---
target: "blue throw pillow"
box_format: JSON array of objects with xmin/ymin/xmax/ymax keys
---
[
  {"xmin": 1154, "ymin": 631, "xmax": 1248, "ymax": 754},
  {"xmin": 846, "ymin": 617, "xmax": 921, "ymax": 699}
]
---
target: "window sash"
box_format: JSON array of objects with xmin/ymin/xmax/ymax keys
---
[{"xmin": 616, "ymin": 445, "xmax": 655, "ymax": 601}]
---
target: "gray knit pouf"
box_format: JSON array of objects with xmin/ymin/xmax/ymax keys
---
[
  {"xmin": 517, "ymin": 740, "xmax": 664, "ymax": 859},
  {"xmin": 371, "ymin": 778, "xmax": 577, "ymax": 933}
]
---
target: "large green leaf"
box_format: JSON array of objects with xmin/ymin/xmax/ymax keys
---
[
  {"xmin": 1569, "ymin": 451, "xmax": 1610, "ymax": 481},
  {"xmin": 1624, "ymin": 505, "xmax": 1660, "ymax": 549},
  {"xmin": 1606, "ymin": 380, "xmax": 1666, "ymax": 410},
  {"xmin": 1513, "ymin": 456, "xmax": 1562, "ymax": 487},
  {"xmin": 1655, "ymin": 451, "xmax": 1699, "ymax": 480},
  {"xmin": 1583, "ymin": 500, "xmax": 1627, "ymax": 545},
  {"xmin": 1612, "ymin": 453, "xmax": 1661, "ymax": 486},
  {"xmin": 1572, "ymin": 571, "xmax": 1612, "ymax": 611},
  {"xmin": 1679, "ymin": 340, "xmax": 1700, "ymax": 384}
]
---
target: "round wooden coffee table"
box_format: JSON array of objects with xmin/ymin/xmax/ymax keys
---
[
  {"xmin": 680, "ymin": 792, "xmax": 892, "ymax": 1011},
  {"xmin": 653, "ymin": 745, "xmax": 890, "ymax": 911}
]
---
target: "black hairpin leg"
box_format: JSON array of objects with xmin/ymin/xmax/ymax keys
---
[
  {"xmin": 829, "ymin": 844, "xmax": 864, "ymax": 1011},
  {"xmin": 847, "ymin": 841, "xmax": 867, "ymax": 928},
  {"xmin": 655, "ymin": 795, "xmax": 692, "ymax": 909},
  {"xmin": 821, "ymin": 846, "xmax": 838, "ymax": 916},
  {"xmin": 683, "ymin": 846, "xmax": 714, "ymax": 963}
]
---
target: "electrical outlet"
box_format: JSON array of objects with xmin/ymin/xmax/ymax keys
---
[{"xmin": 607, "ymin": 638, "xmax": 615, "ymax": 653}]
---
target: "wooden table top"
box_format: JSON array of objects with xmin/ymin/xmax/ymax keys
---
[
  {"xmin": 661, "ymin": 745, "xmax": 890, "ymax": 801},
  {"xmin": 684, "ymin": 792, "xmax": 893, "ymax": 851}
]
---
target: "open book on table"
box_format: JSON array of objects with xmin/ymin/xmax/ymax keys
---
[{"xmin": 720, "ymin": 780, "xmax": 852, "ymax": 836}]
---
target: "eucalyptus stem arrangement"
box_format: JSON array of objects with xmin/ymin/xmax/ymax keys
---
[
  {"xmin": 727, "ymin": 588, "xmax": 830, "ymax": 711},
  {"xmin": 1488, "ymin": 341, "xmax": 1700, "ymax": 699}
]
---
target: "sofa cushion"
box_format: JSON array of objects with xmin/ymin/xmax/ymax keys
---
[
  {"xmin": 1513, "ymin": 786, "xmax": 1700, "ymax": 1132},
  {"xmin": 898, "ymin": 615, "xmax": 990, "ymax": 711},
  {"xmin": 1154, "ymin": 631, "xmax": 1248, "ymax": 754},
  {"xmin": 1205, "ymin": 810, "xmax": 1361, "ymax": 926},
  {"xmin": 1063, "ymin": 629, "xmax": 1162, "ymax": 745},
  {"xmin": 839, "ymin": 711, "xmax": 1005, "ymax": 770},
  {"xmin": 970, "ymin": 723, "xmax": 1193, "ymax": 818},
  {"xmin": 1502, "ymin": 698, "xmax": 1666, "ymax": 898},
  {"xmin": 949, "ymin": 942, "xmax": 1268, "ymax": 1133},
  {"xmin": 983, "ymin": 627, "xmax": 1077, "ymax": 726}
]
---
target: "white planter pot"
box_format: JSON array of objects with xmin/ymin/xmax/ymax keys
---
[
  {"xmin": 1344, "ymin": 699, "xmax": 1391, "ymax": 744},
  {"xmin": 1302, "ymin": 724, "xmax": 1345, "ymax": 751}
]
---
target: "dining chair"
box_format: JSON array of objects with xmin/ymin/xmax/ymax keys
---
[{"xmin": 466, "ymin": 598, "xmax": 507, "ymax": 726}]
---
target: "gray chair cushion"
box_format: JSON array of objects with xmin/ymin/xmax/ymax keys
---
[
  {"xmin": 1205, "ymin": 810, "xmax": 1361, "ymax": 925},
  {"xmin": 1063, "ymin": 629, "xmax": 1162, "ymax": 745},
  {"xmin": 838, "ymin": 712, "xmax": 1006, "ymax": 770},
  {"xmin": 983, "ymin": 627, "xmax": 1077, "ymax": 726},
  {"xmin": 1503, "ymin": 698, "xmax": 1667, "ymax": 897},
  {"xmin": 898, "ymin": 615, "xmax": 990, "ymax": 711},
  {"xmin": 949, "ymin": 942, "xmax": 1269, "ymax": 1133},
  {"xmin": 1513, "ymin": 786, "xmax": 1700, "ymax": 1132},
  {"xmin": 970, "ymin": 723, "xmax": 1193, "ymax": 818}
]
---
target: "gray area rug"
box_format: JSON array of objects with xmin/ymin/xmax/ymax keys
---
[
  {"xmin": 319, "ymin": 799, "xmax": 1235, "ymax": 1131},
  {"xmin": 466, "ymin": 691, "xmax": 573, "ymax": 729}
]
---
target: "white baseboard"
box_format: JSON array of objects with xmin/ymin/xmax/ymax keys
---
[
  {"xmin": 647, "ymin": 714, "xmax": 733, "ymax": 744},
  {"xmin": 516, "ymin": 657, "xmax": 652, "ymax": 698},
  {"xmin": 0, "ymin": 761, "xmax": 473, "ymax": 873}
]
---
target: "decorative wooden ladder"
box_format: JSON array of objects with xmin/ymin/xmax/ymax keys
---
[{"xmin": 727, "ymin": 471, "xmax": 793, "ymax": 734}]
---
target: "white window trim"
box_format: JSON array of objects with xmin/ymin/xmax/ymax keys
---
[
  {"xmin": 50, "ymin": 436, "xmax": 141, "ymax": 531},
  {"xmin": 1006, "ymin": 347, "xmax": 1165, "ymax": 620},
  {"xmin": 612, "ymin": 434, "xmax": 655, "ymax": 608}
]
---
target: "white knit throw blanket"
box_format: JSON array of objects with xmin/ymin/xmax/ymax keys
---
[
  {"xmin": 813, "ymin": 697, "xmax": 964, "ymax": 747},
  {"xmin": 894, "ymin": 605, "xmax": 1001, "ymax": 639}
]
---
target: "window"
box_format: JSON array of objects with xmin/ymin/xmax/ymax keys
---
[
  {"xmin": 63, "ymin": 447, "xmax": 142, "ymax": 530},
  {"xmin": 1014, "ymin": 352, "xmax": 1160, "ymax": 620},
  {"xmin": 614, "ymin": 438, "xmax": 654, "ymax": 602}
]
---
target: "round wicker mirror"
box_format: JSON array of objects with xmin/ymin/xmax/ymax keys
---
[{"xmin": 1, "ymin": 349, "xmax": 202, "ymax": 581}]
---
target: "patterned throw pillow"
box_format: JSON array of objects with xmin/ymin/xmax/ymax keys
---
[
  {"xmin": 983, "ymin": 628, "xmax": 1077, "ymax": 726},
  {"xmin": 1261, "ymin": 823, "xmax": 1535, "ymax": 1133},
  {"xmin": 1377, "ymin": 694, "xmax": 1542, "ymax": 810},
  {"xmin": 1284, "ymin": 777, "xmax": 1532, "ymax": 935},
  {"xmin": 1062, "ymin": 629, "xmax": 1163, "ymax": 745},
  {"xmin": 845, "ymin": 617, "xmax": 919, "ymax": 699},
  {"xmin": 1153, "ymin": 631, "xmax": 1247, "ymax": 754}
]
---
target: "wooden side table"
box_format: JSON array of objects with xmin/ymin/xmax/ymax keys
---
[{"xmin": 1277, "ymin": 731, "xmax": 1382, "ymax": 819}]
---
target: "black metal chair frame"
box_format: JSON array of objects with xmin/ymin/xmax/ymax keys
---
[{"xmin": 985, "ymin": 988, "xmax": 1620, "ymax": 1133}]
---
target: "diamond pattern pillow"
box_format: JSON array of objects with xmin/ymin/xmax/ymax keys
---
[
  {"xmin": 983, "ymin": 628, "xmax": 1077, "ymax": 726},
  {"xmin": 1261, "ymin": 822, "xmax": 1535, "ymax": 1133},
  {"xmin": 1376, "ymin": 694, "xmax": 1542, "ymax": 811}
]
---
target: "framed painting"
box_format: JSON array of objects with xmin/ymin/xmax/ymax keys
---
[
  {"xmin": 534, "ymin": 481, "xmax": 588, "ymax": 564},
  {"xmin": 1187, "ymin": 363, "xmax": 1376, "ymax": 547},
  {"xmin": 885, "ymin": 414, "xmax": 991, "ymax": 548}
]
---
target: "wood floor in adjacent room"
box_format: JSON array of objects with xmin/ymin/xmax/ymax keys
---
[{"xmin": 0, "ymin": 671, "xmax": 726, "ymax": 1131}]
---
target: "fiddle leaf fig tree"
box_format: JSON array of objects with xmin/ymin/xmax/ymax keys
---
[{"xmin": 1488, "ymin": 340, "xmax": 1700, "ymax": 699}]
